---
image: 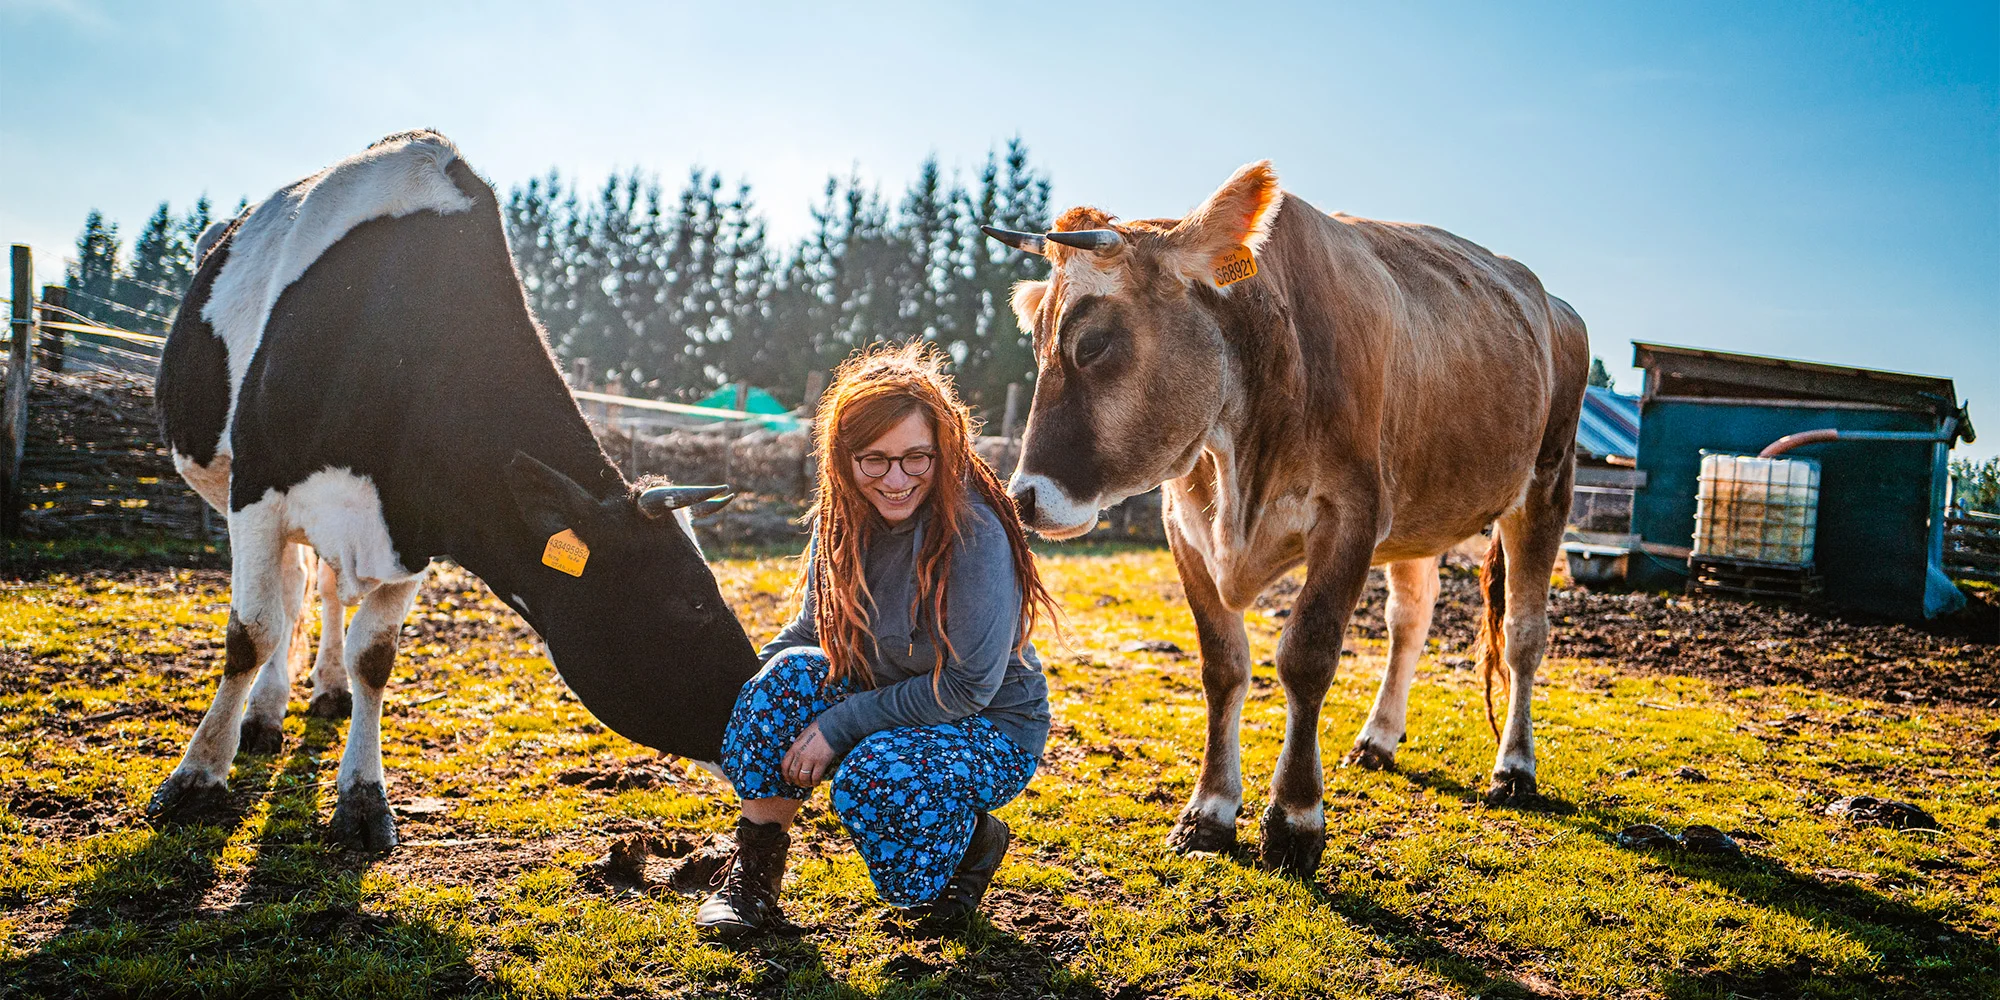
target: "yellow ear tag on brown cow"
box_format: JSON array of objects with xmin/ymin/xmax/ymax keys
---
[
  {"xmin": 1212, "ymin": 245, "xmax": 1257, "ymax": 287},
  {"xmin": 542, "ymin": 529, "xmax": 589, "ymax": 577}
]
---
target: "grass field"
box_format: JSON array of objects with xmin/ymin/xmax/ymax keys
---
[{"xmin": 2, "ymin": 549, "xmax": 1997, "ymax": 998}]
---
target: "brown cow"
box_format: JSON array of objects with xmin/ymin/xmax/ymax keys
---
[{"xmin": 983, "ymin": 162, "xmax": 1587, "ymax": 875}]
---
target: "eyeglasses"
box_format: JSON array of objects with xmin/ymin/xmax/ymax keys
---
[{"xmin": 854, "ymin": 451, "xmax": 935, "ymax": 479}]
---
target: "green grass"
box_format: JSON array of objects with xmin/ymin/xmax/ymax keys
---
[{"xmin": 1, "ymin": 552, "xmax": 1995, "ymax": 998}]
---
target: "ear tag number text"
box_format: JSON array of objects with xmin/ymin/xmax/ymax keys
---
[
  {"xmin": 542, "ymin": 529, "xmax": 590, "ymax": 577},
  {"xmin": 1212, "ymin": 245, "xmax": 1257, "ymax": 287}
]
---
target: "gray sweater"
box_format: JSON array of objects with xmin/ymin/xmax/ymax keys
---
[{"xmin": 756, "ymin": 496, "xmax": 1050, "ymax": 759}]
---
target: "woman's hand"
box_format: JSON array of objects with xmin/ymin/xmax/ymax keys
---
[{"xmin": 782, "ymin": 720, "xmax": 836, "ymax": 788}]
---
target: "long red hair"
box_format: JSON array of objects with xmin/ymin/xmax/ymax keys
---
[{"xmin": 805, "ymin": 342, "xmax": 1060, "ymax": 692}]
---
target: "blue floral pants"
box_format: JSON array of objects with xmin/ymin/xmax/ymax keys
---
[{"xmin": 718, "ymin": 646, "xmax": 1039, "ymax": 906}]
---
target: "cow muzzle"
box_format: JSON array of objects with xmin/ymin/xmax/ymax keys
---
[{"xmin": 1007, "ymin": 473, "xmax": 1100, "ymax": 540}]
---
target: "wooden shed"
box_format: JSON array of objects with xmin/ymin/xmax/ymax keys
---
[{"xmin": 1623, "ymin": 342, "xmax": 1975, "ymax": 619}]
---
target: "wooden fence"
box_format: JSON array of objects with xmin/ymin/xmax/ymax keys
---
[
  {"xmin": 1, "ymin": 244, "xmax": 212, "ymax": 543},
  {"xmin": 1945, "ymin": 508, "xmax": 2000, "ymax": 584},
  {"xmin": 1, "ymin": 242, "xmax": 1164, "ymax": 548}
]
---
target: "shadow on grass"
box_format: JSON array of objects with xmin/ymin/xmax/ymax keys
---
[
  {"xmin": 1318, "ymin": 888, "xmax": 1564, "ymax": 999},
  {"xmin": 1183, "ymin": 784, "xmax": 1582, "ymax": 995},
  {"xmin": 1385, "ymin": 760, "xmax": 2000, "ymax": 997},
  {"xmin": 0, "ymin": 715, "xmax": 486, "ymax": 1000},
  {"xmin": 713, "ymin": 916, "xmax": 1103, "ymax": 999}
]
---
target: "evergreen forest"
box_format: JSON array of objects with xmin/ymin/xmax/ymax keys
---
[{"xmin": 56, "ymin": 138, "xmax": 1054, "ymax": 424}]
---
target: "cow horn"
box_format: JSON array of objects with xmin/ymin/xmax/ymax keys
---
[
  {"xmin": 1045, "ymin": 229, "xmax": 1124, "ymax": 253},
  {"xmin": 980, "ymin": 225, "xmax": 1047, "ymax": 255},
  {"xmin": 639, "ymin": 484, "xmax": 730, "ymax": 516},
  {"xmin": 689, "ymin": 494, "xmax": 736, "ymax": 518}
]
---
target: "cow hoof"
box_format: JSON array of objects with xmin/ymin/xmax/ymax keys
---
[
  {"xmin": 307, "ymin": 687, "xmax": 352, "ymax": 719},
  {"xmin": 1165, "ymin": 807, "xmax": 1238, "ymax": 855},
  {"xmin": 238, "ymin": 716, "xmax": 285, "ymax": 755},
  {"xmin": 1484, "ymin": 769, "xmax": 1539, "ymax": 806},
  {"xmin": 328, "ymin": 782, "xmax": 398, "ymax": 852},
  {"xmin": 146, "ymin": 773, "xmax": 231, "ymax": 824},
  {"xmin": 1258, "ymin": 803, "xmax": 1325, "ymax": 878},
  {"xmin": 1342, "ymin": 742, "xmax": 1396, "ymax": 771}
]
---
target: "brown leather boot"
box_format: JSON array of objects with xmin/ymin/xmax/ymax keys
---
[
  {"xmin": 695, "ymin": 817, "xmax": 790, "ymax": 940},
  {"xmin": 904, "ymin": 812, "xmax": 1010, "ymax": 933}
]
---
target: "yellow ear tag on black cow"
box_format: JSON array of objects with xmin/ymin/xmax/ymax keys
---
[
  {"xmin": 542, "ymin": 529, "xmax": 589, "ymax": 577},
  {"xmin": 1212, "ymin": 245, "xmax": 1257, "ymax": 287}
]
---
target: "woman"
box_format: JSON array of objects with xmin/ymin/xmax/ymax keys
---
[{"xmin": 697, "ymin": 343, "xmax": 1062, "ymax": 939}]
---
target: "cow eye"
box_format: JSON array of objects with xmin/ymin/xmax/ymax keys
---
[{"xmin": 1075, "ymin": 330, "xmax": 1111, "ymax": 366}]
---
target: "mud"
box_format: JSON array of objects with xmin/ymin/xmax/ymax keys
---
[{"xmin": 1324, "ymin": 562, "xmax": 2000, "ymax": 710}]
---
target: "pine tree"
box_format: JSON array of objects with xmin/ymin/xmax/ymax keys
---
[
  {"xmin": 506, "ymin": 171, "xmax": 594, "ymax": 367},
  {"xmin": 824, "ymin": 172, "xmax": 902, "ymax": 360},
  {"xmin": 66, "ymin": 210, "xmax": 124, "ymax": 325},
  {"xmin": 178, "ymin": 196, "xmax": 213, "ymax": 276},
  {"xmin": 558, "ymin": 173, "xmax": 636, "ymax": 385},
  {"xmin": 664, "ymin": 171, "xmax": 726, "ymax": 393},
  {"xmin": 767, "ymin": 179, "xmax": 847, "ymax": 389},
  {"xmin": 125, "ymin": 203, "xmax": 184, "ymax": 329},
  {"xmin": 896, "ymin": 156, "xmax": 954, "ymax": 346},
  {"xmin": 182, "ymin": 196, "xmax": 214, "ymax": 241},
  {"xmin": 601, "ymin": 172, "xmax": 670, "ymax": 390},
  {"xmin": 706, "ymin": 181, "xmax": 782, "ymax": 396},
  {"xmin": 951, "ymin": 137, "xmax": 1051, "ymax": 420},
  {"xmin": 1950, "ymin": 457, "xmax": 1999, "ymax": 513},
  {"xmin": 1588, "ymin": 357, "xmax": 1614, "ymax": 389}
]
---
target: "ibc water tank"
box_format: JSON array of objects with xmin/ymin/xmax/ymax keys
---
[{"xmin": 1692, "ymin": 453, "xmax": 1821, "ymax": 566}]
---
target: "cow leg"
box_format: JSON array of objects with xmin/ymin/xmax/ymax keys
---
[
  {"xmin": 306, "ymin": 559, "xmax": 351, "ymax": 719},
  {"xmin": 1262, "ymin": 523, "xmax": 1375, "ymax": 876},
  {"xmin": 327, "ymin": 573, "xmax": 423, "ymax": 851},
  {"xmin": 238, "ymin": 544, "xmax": 313, "ymax": 754},
  {"xmin": 148, "ymin": 498, "xmax": 295, "ymax": 821},
  {"xmin": 1485, "ymin": 474, "xmax": 1570, "ymax": 804},
  {"xmin": 1344, "ymin": 555, "xmax": 1440, "ymax": 770},
  {"xmin": 1164, "ymin": 523, "xmax": 1252, "ymax": 855}
]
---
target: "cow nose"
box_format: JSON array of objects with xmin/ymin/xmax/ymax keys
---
[{"xmin": 1010, "ymin": 483, "xmax": 1038, "ymax": 524}]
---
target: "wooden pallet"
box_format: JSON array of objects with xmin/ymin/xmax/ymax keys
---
[
  {"xmin": 1688, "ymin": 555, "xmax": 1824, "ymax": 602},
  {"xmin": 1945, "ymin": 512, "xmax": 2000, "ymax": 583}
]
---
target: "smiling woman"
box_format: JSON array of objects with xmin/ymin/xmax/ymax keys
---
[{"xmin": 694, "ymin": 342, "xmax": 1064, "ymax": 940}]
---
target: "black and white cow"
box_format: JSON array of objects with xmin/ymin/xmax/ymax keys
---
[{"xmin": 150, "ymin": 131, "xmax": 762, "ymax": 849}]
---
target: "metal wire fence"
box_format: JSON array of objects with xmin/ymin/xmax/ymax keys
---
[{"xmin": 3, "ymin": 245, "xmax": 198, "ymax": 541}]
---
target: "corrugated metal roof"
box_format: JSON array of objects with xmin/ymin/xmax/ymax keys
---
[{"xmin": 1578, "ymin": 386, "xmax": 1640, "ymax": 461}]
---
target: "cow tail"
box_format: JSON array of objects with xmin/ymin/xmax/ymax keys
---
[{"xmin": 1478, "ymin": 535, "xmax": 1508, "ymax": 740}]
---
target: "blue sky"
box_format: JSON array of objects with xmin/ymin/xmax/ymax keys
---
[{"xmin": 3, "ymin": 0, "xmax": 1994, "ymax": 458}]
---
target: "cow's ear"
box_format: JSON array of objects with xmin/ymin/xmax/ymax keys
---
[
  {"xmin": 1010, "ymin": 280, "xmax": 1050, "ymax": 332},
  {"xmin": 505, "ymin": 451, "xmax": 599, "ymax": 538},
  {"xmin": 1163, "ymin": 160, "xmax": 1283, "ymax": 289}
]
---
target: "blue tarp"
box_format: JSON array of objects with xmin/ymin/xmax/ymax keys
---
[{"xmin": 1577, "ymin": 386, "xmax": 1640, "ymax": 460}]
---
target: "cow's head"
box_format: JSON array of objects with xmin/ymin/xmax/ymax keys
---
[
  {"xmin": 501, "ymin": 452, "xmax": 758, "ymax": 759},
  {"xmin": 987, "ymin": 161, "xmax": 1284, "ymax": 538}
]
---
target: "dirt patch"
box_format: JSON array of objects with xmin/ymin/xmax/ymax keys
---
[
  {"xmin": 1540, "ymin": 585, "xmax": 2000, "ymax": 710},
  {"xmin": 1328, "ymin": 561, "xmax": 2000, "ymax": 710},
  {"xmin": 5, "ymin": 785, "xmax": 131, "ymax": 839}
]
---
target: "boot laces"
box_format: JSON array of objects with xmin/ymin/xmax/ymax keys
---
[
  {"xmin": 706, "ymin": 847, "xmax": 742, "ymax": 890},
  {"xmin": 708, "ymin": 843, "xmax": 778, "ymax": 909}
]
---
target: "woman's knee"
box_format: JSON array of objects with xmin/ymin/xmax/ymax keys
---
[
  {"xmin": 831, "ymin": 735, "xmax": 931, "ymax": 823},
  {"xmin": 829, "ymin": 739, "xmax": 889, "ymax": 811},
  {"xmin": 747, "ymin": 646, "xmax": 831, "ymax": 700}
]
